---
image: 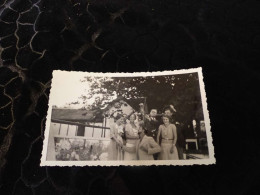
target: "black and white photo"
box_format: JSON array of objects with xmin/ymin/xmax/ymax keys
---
[{"xmin": 41, "ymin": 68, "xmax": 215, "ymax": 166}]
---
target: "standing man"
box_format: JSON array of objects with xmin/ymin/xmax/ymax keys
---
[
  {"xmin": 144, "ymin": 109, "xmax": 160, "ymax": 141},
  {"xmin": 144, "ymin": 109, "xmax": 160, "ymax": 159}
]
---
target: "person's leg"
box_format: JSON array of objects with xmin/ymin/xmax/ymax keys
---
[
  {"xmin": 153, "ymin": 153, "xmax": 158, "ymax": 160},
  {"xmin": 176, "ymin": 144, "xmax": 184, "ymax": 160}
]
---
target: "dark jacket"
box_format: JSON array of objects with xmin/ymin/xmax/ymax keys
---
[
  {"xmin": 176, "ymin": 124, "xmax": 186, "ymax": 148},
  {"xmin": 144, "ymin": 116, "xmax": 160, "ymax": 140}
]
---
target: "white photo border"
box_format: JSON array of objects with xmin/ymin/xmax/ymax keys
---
[{"xmin": 40, "ymin": 67, "xmax": 216, "ymax": 166}]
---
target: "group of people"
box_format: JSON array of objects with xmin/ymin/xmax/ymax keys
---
[{"xmin": 108, "ymin": 105, "xmax": 183, "ymax": 161}]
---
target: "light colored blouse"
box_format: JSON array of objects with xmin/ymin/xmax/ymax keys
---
[
  {"xmin": 125, "ymin": 123, "xmax": 139, "ymax": 144},
  {"xmin": 158, "ymin": 124, "xmax": 177, "ymax": 144}
]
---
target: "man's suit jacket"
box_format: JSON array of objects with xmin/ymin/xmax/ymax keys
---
[
  {"xmin": 123, "ymin": 135, "xmax": 161, "ymax": 160},
  {"xmin": 144, "ymin": 117, "xmax": 160, "ymax": 139}
]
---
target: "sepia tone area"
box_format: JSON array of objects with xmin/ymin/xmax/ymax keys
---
[{"xmin": 43, "ymin": 71, "xmax": 211, "ymax": 164}]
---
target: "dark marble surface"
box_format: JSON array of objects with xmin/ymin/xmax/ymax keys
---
[{"xmin": 0, "ymin": 0, "xmax": 260, "ymax": 194}]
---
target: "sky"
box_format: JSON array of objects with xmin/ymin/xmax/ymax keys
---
[
  {"xmin": 49, "ymin": 71, "xmax": 89, "ymax": 108},
  {"xmin": 49, "ymin": 71, "xmax": 119, "ymax": 109}
]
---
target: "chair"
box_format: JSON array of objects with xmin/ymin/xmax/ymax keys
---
[{"xmin": 185, "ymin": 138, "xmax": 198, "ymax": 150}]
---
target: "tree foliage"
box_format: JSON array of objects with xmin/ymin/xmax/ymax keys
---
[{"xmin": 79, "ymin": 73, "xmax": 204, "ymax": 123}]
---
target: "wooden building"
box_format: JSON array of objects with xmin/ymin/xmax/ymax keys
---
[
  {"xmin": 49, "ymin": 96, "xmax": 146, "ymax": 139},
  {"xmin": 51, "ymin": 108, "xmax": 104, "ymax": 137},
  {"xmin": 46, "ymin": 97, "xmax": 146, "ymax": 160}
]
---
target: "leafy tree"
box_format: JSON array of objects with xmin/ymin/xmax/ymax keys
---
[{"xmin": 78, "ymin": 73, "xmax": 204, "ymax": 124}]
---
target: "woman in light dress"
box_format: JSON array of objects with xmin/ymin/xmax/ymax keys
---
[
  {"xmin": 108, "ymin": 114, "xmax": 125, "ymax": 160},
  {"xmin": 124, "ymin": 114, "xmax": 139, "ymax": 160},
  {"xmin": 157, "ymin": 115, "xmax": 179, "ymax": 160}
]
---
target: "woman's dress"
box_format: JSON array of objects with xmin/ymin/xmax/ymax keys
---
[
  {"xmin": 108, "ymin": 123, "xmax": 124, "ymax": 160},
  {"xmin": 158, "ymin": 124, "xmax": 179, "ymax": 160},
  {"xmin": 124, "ymin": 123, "xmax": 139, "ymax": 160}
]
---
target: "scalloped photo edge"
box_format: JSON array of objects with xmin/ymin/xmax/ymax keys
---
[{"xmin": 40, "ymin": 67, "xmax": 215, "ymax": 166}]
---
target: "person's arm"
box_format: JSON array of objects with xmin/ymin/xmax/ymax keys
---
[
  {"xmin": 110, "ymin": 124, "xmax": 116, "ymax": 140},
  {"xmin": 125, "ymin": 124, "xmax": 139, "ymax": 139},
  {"xmin": 157, "ymin": 126, "xmax": 162, "ymax": 144},
  {"xmin": 144, "ymin": 114, "xmax": 151, "ymax": 121},
  {"xmin": 172, "ymin": 124, "xmax": 177, "ymax": 146},
  {"xmin": 143, "ymin": 115, "xmax": 150, "ymax": 129},
  {"xmin": 122, "ymin": 145, "xmax": 136, "ymax": 153},
  {"xmin": 147, "ymin": 138, "xmax": 161, "ymax": 155},
  {"xmin": 114, "ymin": 136, "xmax": 123, "ymax": 145}
]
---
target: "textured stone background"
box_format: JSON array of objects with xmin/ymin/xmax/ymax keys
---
[{"xmin": 0, "ymin": 0, "xmax": 260, "ymax": 194}]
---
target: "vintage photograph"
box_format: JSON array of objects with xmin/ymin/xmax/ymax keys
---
[{"xmin": 41, "ymin": 68, "xmax": 215, "ymax": 166}]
